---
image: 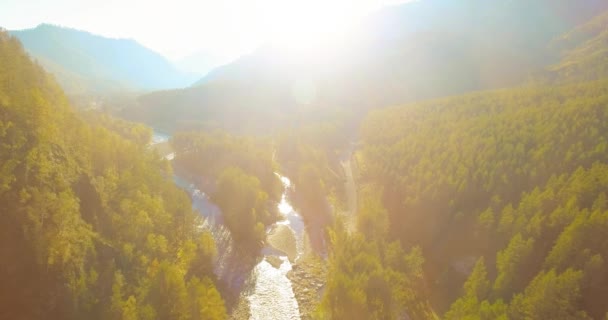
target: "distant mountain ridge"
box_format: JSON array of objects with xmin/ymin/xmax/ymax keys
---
[
  {"xmin": 9, "ymin": 24, "xmax": 200, "ymax": 94},
  {"xmin": 128, "ymin": 0, "xmax": 608, "ymax": 133},
  {"xmin": 176, "ymin": 51, "xmax": 233, "ymax": 77}
]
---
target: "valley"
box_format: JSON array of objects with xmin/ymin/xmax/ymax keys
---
[
  {"xmin": 3, "ymin": 0, "xmax": 608, "ymax": 319},
  {"xmin": 152, "ymin": 132, "xmax": 321, "ymax": 320}
]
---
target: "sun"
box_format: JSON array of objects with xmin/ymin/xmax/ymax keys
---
[
  {"xmin": 169, "ymin": 0, "xmax": 396, "ymax": 62},
  {"xmin": 266, "ymin": 0, "xmax": 373, "ymax": 56}
]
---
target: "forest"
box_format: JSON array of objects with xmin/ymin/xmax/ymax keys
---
[
  {"xmin": 359, "ymin": 80, "xmax": 608, "ymax": 318},
  {"xmin": 317, "ymin": 8, "xmax": 608, "ymax": 320},
  {"xmin": 170, "ymin": 131, "xmax": 281, "ymax": 249},
  {"xmin": 352, "ymin": 11, "xmax": 608, "ymax": 315},
  {"xmin": 4, "ymin": 1, "xmax": 608, "ymax": 319},
  {"xmin": 0, "ymin": 32, "xmax": 226, "ymax": 320}
]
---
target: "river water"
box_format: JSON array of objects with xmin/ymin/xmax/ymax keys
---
[
  {"xmin": 247, "ymin": 175, "xmax": 303, "ymax": 320},
  {"xmin": 152, "ymin": 132, "xmax": 304, "ymax": 319},
  {"xmin": 152, "ymin": 130, "xmax": 171, "ymax": 144}
]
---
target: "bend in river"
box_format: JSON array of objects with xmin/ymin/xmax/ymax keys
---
[
  {"xmin": 153, "ymin": 131, "xmax": 305, "ymax": 319},
  {"xmin": 246, "ymin": 175, "xmax": 304, "ymax": 320}
]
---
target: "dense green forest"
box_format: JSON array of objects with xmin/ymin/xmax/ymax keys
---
[
  {"xmin": 316, "ymin": 192, "xmax": 435, "ymax": 320},
  {"xmin": 170, "ymin": 131, "xmax": 281, "ymax": 250},
  {"xmin": 0, "ymin": 32, "xmax": 226, "ymax": 320},
  {"xmin": 357, "ymin": 67, "xmax": 608, "ymax": 318},
  {"xmin": 194, "ymin": 7, "xmax": 608, "ymax": 317},
  {"xmin": 168, "ymin": 111, "xmax": 356, "ymax": 253},
  {"xmin": 6, "ymin": 1, "xmax": 608, "ymax": 319},
  {"xmin": 361, "ymin": 79, "xmax": 608, "ymax": 316}
]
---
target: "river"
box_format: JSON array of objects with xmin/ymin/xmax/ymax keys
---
[
  {"xmin": 247, "ymin": 175, "xmax": 303, "ymax": 320},
  {"xmin": 151, "ymin": 132, "xmax": 304, "ymax": 319}
]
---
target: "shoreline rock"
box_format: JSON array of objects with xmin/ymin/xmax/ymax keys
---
[
  {"xmin": 266, "ymin": 224, "xmax": 298, "ymax": 261},
  {"xmin": 287, "ymin": 254, "xmax": 328, "ymax": 320}
]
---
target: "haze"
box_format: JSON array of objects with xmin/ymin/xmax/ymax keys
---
[
  {"xmin": 0, "ymin": 0, "xmax": 410, "ymax": 61},
  {"xmin": 4, "ymin": 1, "xmax": 608, "ymax": 319}
]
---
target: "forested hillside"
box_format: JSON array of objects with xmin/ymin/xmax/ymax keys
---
[
  {"xmin": 359, "ymin": 70, "xmax": 608, "ymax": 318},
  {"xmin": 0, "ymin": 31, "xmax": 226, "ymax": 320},
  {"xmin": 6, "ymin": 0, "xmax": 608, "ymax": 319},
  {"xmin": 546, "ymin": 11, "xmax": 608, "ymax": 83}
]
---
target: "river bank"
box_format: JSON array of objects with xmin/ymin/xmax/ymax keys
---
[
  {"xmin": 287, "ymin": 255, "xmax": 327, "ymax": 319},
  {"xmin": 151, "ymin": 130, "xmax": 329, "ymax": 320}
]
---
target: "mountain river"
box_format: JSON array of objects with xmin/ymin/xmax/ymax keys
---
[{"xmin": 152, "ymin": 131, "xmax": 304, "ymax": 320}]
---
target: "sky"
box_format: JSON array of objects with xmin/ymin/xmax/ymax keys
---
[{"xmin": 0, "ymin": 0, "xmax": 410, "ymax": 62}]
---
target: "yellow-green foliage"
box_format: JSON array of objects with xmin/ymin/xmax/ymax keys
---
[
  {"xmin": 548, "ymin": 11, "xmax": 608, "ymax": 83},
  {"xmin": 360, "ymin": 80, "xmax": 608, "ymax": 318},
  {"xmin": 362, "ymin": 81, "xmax": 608, "ymax": 247},
  {"xmin": 171, "ymin": 130, "xmax": 281, "ymax": 202},
  {"xmin": 170, "ymin": 130, "xmax": 281, "ymax": 250},
  {"xmin": 0, "ymin": 31, "xmax": 226, "ymax": 320},
  {"xmin": 212, "ymin": 167, "xmax": 268, "ymax": 248},
  {"xmin": 318, "ymin": 222, "xmax": 433, "ymax": 320}
]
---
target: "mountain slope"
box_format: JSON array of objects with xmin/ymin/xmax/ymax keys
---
[
  {"xmin": 127, "ymin": 0, "xmax": 608, "ymax": 133},
  {"xmin": 9, "ymin": 24, "xmax": 199, "ymax": 94},
  {"xmin": 0, "ymin": 31, "xmax": 226, "ymax": 320},
  {"xmin": 176, "ymin": 51, "xmax": 231, "ymax": 77},
  {"xmin": 546, "ymin": 11, "xmax": 608, "ymax": 83},
  {"xmin": 351, "ymin": 8, "xmax": 608, "ymax": 316}
]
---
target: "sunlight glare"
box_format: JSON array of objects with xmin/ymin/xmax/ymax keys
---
[{"xmin": 266, "ymin": 0, "xmax": 373, "ymax": 56}]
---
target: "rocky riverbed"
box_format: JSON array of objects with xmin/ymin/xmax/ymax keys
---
[{"xmin": 288, "ymin": 255, "xmax": 327, "ymax": 319}]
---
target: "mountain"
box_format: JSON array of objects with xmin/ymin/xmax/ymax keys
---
[
  {"xmin": 126, "ymin": 0, "xmax": 608, "ymax": 133},
  {"xmin": 328, "ymin": 7, "xmax": 608, "ymax": 319},
  {"xmin": 9, "ymin": 24, "xmax": 200, "ymax": 95},
  {"xmin": 0, "ymin": 30, "xmax": 226, "ymax": 320},
  {"xmin": 176, "ymin": 51, "xmax": 232, "ymax": 77},
  {"xmin": 545, "ymin": 11, "xmax": 608, "ymax": 83}
]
